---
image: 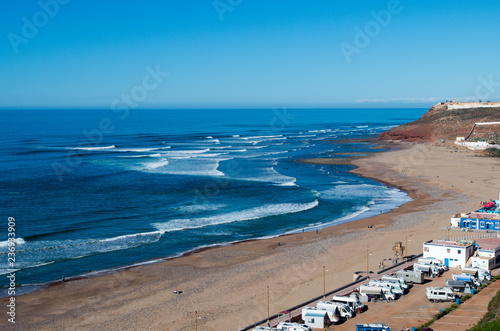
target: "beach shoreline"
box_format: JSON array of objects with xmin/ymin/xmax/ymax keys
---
[
  {"xmin": 4, "ymin": 141, "xmax": 500, "ymax": 330},
  {"xmin": 2, "ymin": 140, "xmax": 407, "ymax": 296}
]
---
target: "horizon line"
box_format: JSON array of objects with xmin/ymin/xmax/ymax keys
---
[{"xmin": 0, "ymin": 105, "xmax": 431, "ymax": 110}]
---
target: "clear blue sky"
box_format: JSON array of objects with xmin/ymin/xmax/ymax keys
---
[{"xmin": 1, "ymin": 1, "xmax": 499, "ymax": 109}]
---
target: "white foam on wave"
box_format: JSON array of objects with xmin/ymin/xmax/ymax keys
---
[
  {"xmin": 166, "ymin": 148, "xmax": 211, "ymax": 154},
  {"xmin": 142, "ymin": 156, "xmax": 227, "ymax": 177},
  {"xmin": 241, "ymin": 135, "xmax": 284, "ymax": 140},
  {"xmin": 53, "ymin": 145, "xmax": 172, "ymax": 153},
  {"xmin": 290, "ymin": 134, "xmax": 316, "ymax": 138},
  {"xmin": 308, "ymin": 129, "xmax": 331, "ymax": 133},
  {"xmin": 152, "ymin": 200, "xmax": 319, "ymax": 233},
  {"xmin": 141, "ymin": 158, "xmax": 169, "ymax": 170},
  {"xmin": 223, "ymin": 149, "xmax": 247, "ymax": 153},
  {"xmin": 0, "ymin": 232, "xmax": 162, "ymax": 272},
  {"xmin": 319, "ymin": 183, "xmax": 382, "ymax": 200},
  {"xmin": 115, "ymin": 146, "xmax": 171, "ymax": 153},
  {"xmin": 67, "ymin": 145, "xmax": 116, "ymax": 151},
  {"xmin": 116, "ymin": 153, "xmax": 162, "ymax": 158},
  {"xmin": 0, "ymin": 261, "xmax": 56, "ymax": 276},
  {"xmin": 204, "ymin": 139, "xmax": 220, "ymax": 144},
  {"xmin": 0, "ymin": 238, "xmax": 25, "ymax": 248},
  {"xmin": 174, "ymin": 204, "xmax": 227, "ymax": 214},
  {"xmin": 212, "ymin": 146, "xmax": 232, "ymax": 150}
]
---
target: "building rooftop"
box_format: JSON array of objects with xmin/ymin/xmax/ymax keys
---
[
  {"xmin": 476, "ymin": 237, "xmax": 500, "ymax": 251},
  {"xmin": 425, "ymin": 240, "xmax": 474, "ymax": 248}
]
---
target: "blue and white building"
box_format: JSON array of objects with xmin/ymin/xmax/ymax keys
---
[{"xmin": 451, "ymin": 196, "xmax": 500, "ymax": 231}]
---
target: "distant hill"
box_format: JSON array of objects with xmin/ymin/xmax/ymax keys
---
[{"xmin": 380, "ymin": 102, "xmax": 500, "ymax": 142}]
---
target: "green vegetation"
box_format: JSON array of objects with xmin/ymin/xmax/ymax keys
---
[
  {"xmin": 484, "ymin": 147, "xmax": 500, "ymax": 158},
  {"xmin": 417, "ymin": 277, "xmax": 500, "ymax": 331},
  {"xmin": 467, "ymin": 319, "xmax": 500, "ymax": 331},
  {"xmin": 415, "ymin": 304, "xmax": 460, "ymax": 330},
  {"xmin": 467, "ymin": 287, "xmax": 500, "ymax": 331}
]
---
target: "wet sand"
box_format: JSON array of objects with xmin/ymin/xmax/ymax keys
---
[{"xmin": 3, "ymin": 142, "xmax": 500, "ymax": 330}]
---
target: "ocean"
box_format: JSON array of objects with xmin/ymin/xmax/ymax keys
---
[{"xmin": 0, "ymin": 108, "xmax": 425, "ymax": 291}]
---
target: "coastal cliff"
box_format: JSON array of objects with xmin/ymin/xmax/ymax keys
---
[{"xmin": 380, "ymin": 102, "xmax": 500, "ymax": 142}]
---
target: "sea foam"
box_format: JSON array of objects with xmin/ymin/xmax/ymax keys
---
[{"xmin": 152, "ymin": 200, "xmax": 319, "ymax": 233}]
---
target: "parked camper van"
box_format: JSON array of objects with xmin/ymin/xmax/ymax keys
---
[
  {"xmin": 452, "ymin": 274, "xmax": 481, "ymax": 288},
  {"xmin": 369, "ymin": 280, "xmax": 404, "ymax": 296},
  {"xmin": 301, "ymin": 307, "xmax": 334, "ymax": 329},
  {"xmin": 413, "ymin": 263, "xmax": 440, "ymax": 277},
  {"xmin": 316, "ymin": 301, "xmax": 353, "ymax": 319},
  {"xmin": 418, "ymin": 258, "xmax": 448, "ymax": 271},
  {"xmin": 331, "ymin": 294, "xmax": 366, "ymax": 313},
  {"xmin": 359, "ymin": 285, "xmax": 395, "ymax": 301},
  {"xmin": 395, "ymin": 269, "xmax": 425, "ymax": 284},
  {"xmin": 426, "ymin": 287, "xmax": 456, "ymax": 302},
  {"xmin": 355, "ymin": 323, "xmax": 390, "ymax": 331},
  {"xmin": 276, "ymin": 322, "xmax": 313, "ymax": 331},
  {"xmin": 446, "ymin": 280, "xmax": 471, "ymax": 292},
  {"xmin": 462, "ymin": 267, "xmax": 491, "ymax": 282},
  {"xmin": 381, "ymin": 275, "xmax": 409, "ymax": 290}
]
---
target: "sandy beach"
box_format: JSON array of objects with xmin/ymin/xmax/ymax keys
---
[{"xmin": 4, "ymin": 141, "xmax": 500, "ymax": 330}]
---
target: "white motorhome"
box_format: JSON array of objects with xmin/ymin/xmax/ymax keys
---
[
  {"xmin": 418, "ymin": 258, "xmax": 449, "ymax": 271},
  {"xmin": 452, "ymin": 273, "xmax": 481, "ymax": 288},
  {"xmin": 331, "ymin": 294, "xmax": 366, "ymax": 313},
  {"xmin": 395, "ymin": 269, "xmax": 425, "ymax": 284},
  {"xmin": 369, "ymin": 280, "xmax": 404, "ymax": 296},
  {"xmin": 316, "ymin": 301, "xmax": 353, "ymax": 319},
  {"xmin": 301, "ymin": 307, "xmax": 333, "ymax": 329},
  {"xmin": 426, "ymin": 287, "xmax": 456, "ymax": 302},
  {"xmin": 413, "ymin": 263, "xmax": 440, "ymax": 277},
  {"xmin": 462, "ymin": 267, "xmax": 491, "ymax": 282},
  {"xmin": 446, "ymin": 280, "xmax": 471, "ymax": 292},
  {"xmin": 276, "ymin": 322, "xmax": 313, "ymax": 331},
  {"xmin": 381, "ymin": 275, "xmax": 409, "ymax": 290},
  {"xmin": 359, "ymin": 284, "xmax": 396, "ymax": 301}
]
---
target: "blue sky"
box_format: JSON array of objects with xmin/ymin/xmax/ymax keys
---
[{"xmin": 1, "ymin": 1, "xmax": 499, "ymax": 109}]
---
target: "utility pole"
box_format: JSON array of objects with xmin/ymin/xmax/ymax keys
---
[
  {"xmin": 367, "ymin": 250, "xmax": 369, "ymax": 278},
  {"xmin": 267, "ymin": 286, "xmax": 270, "ymax": 324},
  {"xmin": 406, "ymin": 236, "xmax": 408, "ymax": 263},
  {"xmin": 195, "ymin": 311, "xmax": 198, "ymax": 331},
  {"xmin": 323, "ymin": 266, "xmax": 326, "ymax": 298}
]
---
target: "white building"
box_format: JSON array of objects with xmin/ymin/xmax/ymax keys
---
[
  {"xmin": 471, "ymin": 237, "xmax": 500, "ymax": 271},
  {"xmin": 423, "ymin": 240, "xmax": 475, "ymax": 268}
]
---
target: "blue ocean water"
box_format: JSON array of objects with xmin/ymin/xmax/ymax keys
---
[{"xmin": 0, "ymin": 108, "xmax": 425, "ymax": 289}]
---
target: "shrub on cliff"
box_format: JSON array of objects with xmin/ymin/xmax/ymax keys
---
[{"xmin": 484, "ymin": 147, "xmax": 500, "ymax": 157}]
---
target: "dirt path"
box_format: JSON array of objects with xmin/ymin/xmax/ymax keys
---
[{"xmin": 432, "ymin": 279, "xmax": 500, "ymax": 331}]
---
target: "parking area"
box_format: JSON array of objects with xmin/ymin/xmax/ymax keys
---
[
  {"xmin": 432, "ymin": 279, "xmax": 500, "ymax": 331},
  {"xmin": 334, "ymin": 273, "xmax": 450, "ymax": 330},
  {"xmin": 250, "ymin": 266, "xmax": 499, "ymax": 331}
]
